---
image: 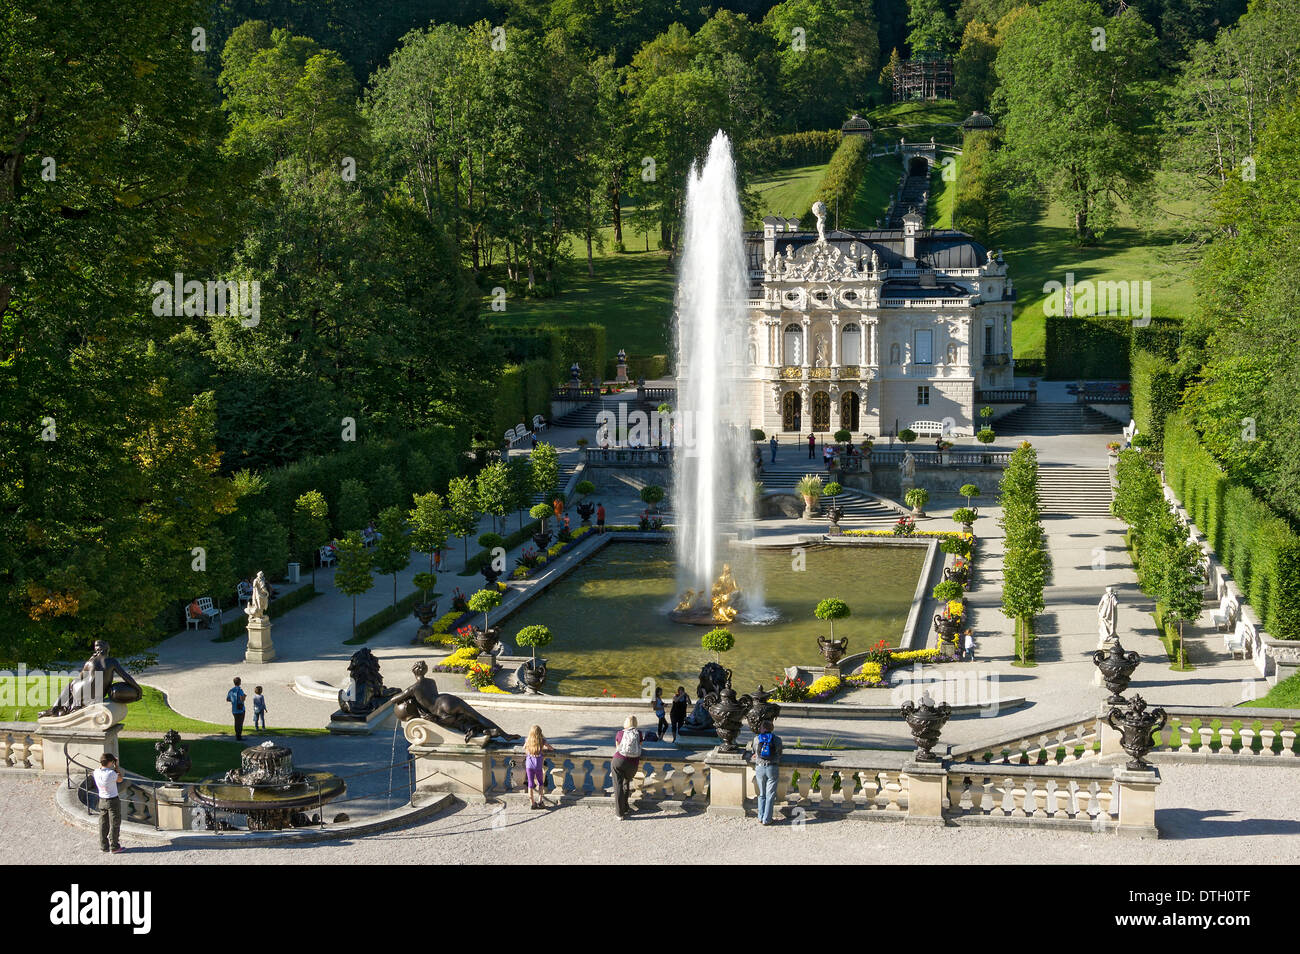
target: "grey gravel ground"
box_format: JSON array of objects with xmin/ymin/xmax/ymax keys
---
[{"xmin": 5, "ymin": 763, "xmax": 1298, "ymax": 865}]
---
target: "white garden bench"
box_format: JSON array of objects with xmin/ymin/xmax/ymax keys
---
[
  {"xmin": 908, "ymin": 420, "xmax": 945, "ymax": 438},
  {"xmin": 532, "ymin": 414, "xmax": 546, "ymax": 433},
  {"xmin": 1123, "ymin": 419, "xmax": 1137, "ymax": 445},
  {"xmin": 319, "ymin": 545, "xmax": 336, "ymax": 568},
  {"xmin": 1225, "ymin": 620, "xmax": 1251, "ymax": 660},
  {"xmin": 1210, "ymin": 594, "xmax": 1238, "ymax": 633},
  {"xmin": 236, "ymin": 580, "xmax": 252, "ymax": 608},
  {"xmin": 186, "ymin": 596, "xmax": 221, "ymax": 630}
]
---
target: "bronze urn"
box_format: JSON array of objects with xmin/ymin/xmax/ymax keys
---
[
  {"xmin": 900, "ymin": 695, "xmax": 952, "ymax": 762},
  {"xmin": 702, "ymin": 671, "xmax": 752, "ymax": 753},
  {"xmin": 1093, "ymin": 640, "xmax": 1142, "ymax": 704},
  {"xmin": 154, "ymin": 729, "xmax": 192, "ymax": 783},
  {"xmin": 1106, "ymin": 695, "xmax": 1167, "ymax": 771},
  {"xmin": 818, "ymin": 635, "xmax": 849, "ymax": 667},
  {"xmin": 744, "ymin": 686, "xmax": 781, "ymax": 735},
  {"xmin": 521, "ymin": 659, "xmax": 547, "ymax": 693},
  {"xmin": 473, "ymin": 626, "xmax": 502, "ymax": 656}
]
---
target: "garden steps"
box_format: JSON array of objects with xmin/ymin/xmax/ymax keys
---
[
  {"xmin": 992, "ymin": 402, "xmax": 1123, "ymax": 435},
  {"xmin": 1037, "ymin": 466, "xmax": 1114, "ymax": 517}
]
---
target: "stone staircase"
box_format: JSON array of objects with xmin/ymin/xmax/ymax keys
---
[
  {"xmin": 551, "ymin": 401, "xmax": 604, "ymax": 428},
  {"xmin": 993, "ymin": 403, "xmax": 1123, "ymax": 435},
  {"xmin": 1037, "ymin": 466, "xmax": 1114, "ymax": 517},
  {"xmin": 887, "ymin": 176, "xmax": 929, "ymax": 228},
  {"xmin": 758, "ymin": 459, "xmax": 900, "ymax": 525}
]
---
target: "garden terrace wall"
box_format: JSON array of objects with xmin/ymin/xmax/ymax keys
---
[{"xmin": 1163, "ymin": 414, "xmax": 1300, "ymax": 641}]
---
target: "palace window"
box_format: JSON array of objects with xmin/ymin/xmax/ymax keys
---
[
  {"xmin": 914, "ymin": 329, "xmax": 933, "ymax": 364},
  {"xmin": 784, "ymin": 323, "xmax": 802, "ymax": 364},
  {"xmin": 917, "ymin": 386, "xmax": 930, "ymax": 406},
  {"xmin": 842, "ymin": 323, "xmax": 861, "ymax": 365}
]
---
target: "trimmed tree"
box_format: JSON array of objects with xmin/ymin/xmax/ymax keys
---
[
  {"xmin": 334, "ymin": 532, "xmax": 374, "ymax": 639},
  {"xmin": 476, "ymin": 459, "xmax": 512, "ymax": 533},
  {"xmin": 292, "ymin": 490, "xmax": 330, "ymax": 585},
  {"xmin": 337, "ymin": 478, "xmax": 370, "ymax": 533},
  {"xmin": 372, "ymin": 506, "xmax": 410, "ymax": 607},
  {"xmin": 531, "ymin": 441, "xmax": 560, "ymax": 501},
  {"xmin": 905, "ymin": 487, "xmax": 930, "ymax": 515},
  {"xmin": 702, "ymin": 627, "xmax": 735, "ymax": 662},
  {"xmin": 468, "ymin": 588, "xmax": 504, "ymax": 632},
  {"xmin": 814, "ymin": 597, "xmax": 851, "ymax": 641},
  {"xmin": 899, "ymin": 429, "xmax": 917, "ymax": 444},
  {"xmin": 959, "ymin": 484, "xmax": 981, "ymax": 507},
  {"xmin": 640, "ymin": 484, "xmax": 665, "ymax": 511},
  {"xmin": 446, "ymin": 476, "xmax": 480, "ymax": 561},
  {"xmin": 408, "ymin": 491, "xmax": 448, "ymax": 575},
  {"xmin": 515, "ymin": 623, "xmax": 553, "ymax": 664}
]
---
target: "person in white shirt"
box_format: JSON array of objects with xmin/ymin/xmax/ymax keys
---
[{"xmin": 92, "ymin": 753, "xmax": 125, "ymax": 853}]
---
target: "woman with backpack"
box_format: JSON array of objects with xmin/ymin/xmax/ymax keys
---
[
  {"xmin": 611, "ymin": 715, "xmax": 644, "ymax": 819},
  {"xmin": 749, "ymin": 719, "xmax": 783, "ymax": 825}
]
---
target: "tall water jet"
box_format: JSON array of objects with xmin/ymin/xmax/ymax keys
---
[{"xmin": 671, "ymin": 131, "xmax": 760, "ymax": 620}]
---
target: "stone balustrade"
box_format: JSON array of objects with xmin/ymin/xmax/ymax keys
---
[
  {"xmin": 946, "ymin": 763, "xmax": 1116, "ymax": 828},
  {"xmin": 950, "ymin": 712, "xmax": 1101, "ymax": 766},
  {"xmin": 0, "ymin": 725, "xmax": 45, "ymax": 770}
]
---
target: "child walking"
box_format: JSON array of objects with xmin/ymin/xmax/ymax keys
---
[
  {"xmin": 252, "ymin": 685, "xmax": 267, "ymax": 730},
  {"xmin": 524, "ymin": 725, "xmax": 555, "ymax": 810}
]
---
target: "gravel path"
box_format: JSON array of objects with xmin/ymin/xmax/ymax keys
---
[{"xmin": 5, "ymin": 763, "xmax": 1298, "ymax": 865}]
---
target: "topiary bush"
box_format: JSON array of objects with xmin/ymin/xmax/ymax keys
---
[
  {"xmin": 514, "ymin": 623, "xmax": 553, "ymax": 662},
  {"xmin": 477, "ymin": 532, "xmax": 506, "ymax": 551},
  {"xmin": 701, "ymin": 627, "xmax": 735, "ymax": 660},
  {"xmin": 899, "ymin": 429, "xmax": 918, "ymax": 444},
  {"xmin": 814, "ymin": 597, "xmax": 850, "ymax": 640}
]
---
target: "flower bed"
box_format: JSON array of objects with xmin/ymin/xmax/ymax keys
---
[
  {"xmin": 845, "ymin": 646, "xmax": 956, "ymax": 687},
  {"xmin": 424, "ymin": 610, "xmax": 472, "ymax": 646},
  {"xmin": 432, "ymin": 645, "xmax": 508, "ymax": 694},
  {"xmin": 843, "ymin": 529, "xmax": 975, "ymax": 546}
]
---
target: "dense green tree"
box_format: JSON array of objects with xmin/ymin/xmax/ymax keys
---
[
  {"xmin": 333, "ymin": 531, "xmax": 374, "ymax": 637},
  {"xmin": 291, "ymin": 491, "xmax": 331, "ymax": 583},
  {"xmin": 408, "ymin": 491, "xmax": 448, "ymax": 574},
  {"xmin": 953, "ymin": 19, "xmax": 999, "ymax": 112},
  {"xmin": 371, "ymin": 506, "xmax": 410, "ymax": 607},
  {"xmin": 907, "ymin": 0, "xmax": 959, "ymax": 52},
  {"xmin": 337, "ymin": 479, "xmax": 370, "ymax": 533},
  {"xmin": 0, "ymin": 0, "xmax": 244, "ymax": 665},
  {"xmin": 993, "ymin": 0, "xmax": 1159, "ymax": 242},
  {"xmin": 763, "ymin": 0, "xmax": 880, "ymax": 129},
  {"xmin": 446, "ymin": 476, "xmax": 481, "ymax": 560},
  {"xmin": 476, "ymin": 460, "xmax": 513, "ymax": 533}
]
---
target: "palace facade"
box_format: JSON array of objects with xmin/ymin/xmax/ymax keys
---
[{"xmin": 742, "ymin": 209, "xmax": 1015, "ymax": 438}]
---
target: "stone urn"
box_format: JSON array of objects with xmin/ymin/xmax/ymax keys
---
[
  {"xmin": 532, "ymin": 529, "xmax": 553, "ymax": 551},
  {"xmin": 818, "ymin": 635, "xmax": 849, "ymax": 667},
  {"xmin": 934, "ymin": 611, "xmax": 960, "ymax": 643},
  {"xmin": 520, "ymin": 659, "xmax": 547, "ymax": 694},
  {"xmin": 825, "ymin": 501, "xmax": 845, "ymax": 526},
  {"xmin": 480, "ymin": 563, "xmax": 503, "ymax": 587},
  {"xmin": 703, "ymin": 677, "xmax": 752, "ymax": 753},
  {"xmin": 473, "ymin": 626, "xmax": 502, "ymax": 657},
  {"xmin": 413, "ymin": 599, "xmax": 437, "ymax": 640},
  {"xmin": 1106, "ymin": 695, "xmax": 1167, "ymax": 771},
  {"xmin": 1093, "ymin": 640, "xmax": 1142, "ymax": 705},
  {"xmin": 154, "ymin": 729, "xmax": 192, "ymax": 783},
  {"xmin": 744, "ymin": 687, "xmax": 781, "ymax": 734},
  {"xmin": 576, "ymin": 502, "xmax": 596, "ymax": 525},
  {"xmin": 944, "ymin": 563, "xmax": 969, "ymax": 586},
  {"xmin": 900, "ymin": 695, "xmax": 952, "ymax": 762}
]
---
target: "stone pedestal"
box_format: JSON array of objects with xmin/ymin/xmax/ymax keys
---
[
  {"xmin": 244, "ymin": 615, "xmax": 276, "ymax": 664},
  {"xmin": 327, "ymin": 697, "xmax": 397, "ymax": 735},
  {"xmin": 902, "ymin": 760, "xmax": 948, "ymax": 826},
  {"xmin": 1114, "ymin": 766, "xmax": 1161, "ymax": 839},
  {"xmin": 37, "ymin": 703, "xmax": 126, "ymax": 774},
  {"xmin": 405, "ymin": 718, "xmax": 492, "ymax": 804},
  {"xmin": 1098, "ymin": 705, "xmax": 1123, "ymax": 759},
  {"xmin": 703, "ymin": 750, "xmax": 750, "ymax": 817},
  {"xmin": 156, "ymin": 784, "xmax": 192, "ymax": 831}
]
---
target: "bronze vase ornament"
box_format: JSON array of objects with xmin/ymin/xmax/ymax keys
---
[
  {"xmin": 702, "ymin": 670, "xmax": 752, "ymax": 752},
  {"xmin": 1093, "ymin": 640, "xmax": 1142, "ymax": 704},
  {"xmin": 154, "ymin": 729, "xmax": 192, "ymax": 783},
  {"xmin": 1106, "ymin": 695, "xmax": 1167, "ymax": 771},
  {"xmin": 900, "ymin": 695, "xmax": 952, "ymax": 761},
  {"xmin": 818, "ymin": 635, "xmax": 849, "ymax": 666}
]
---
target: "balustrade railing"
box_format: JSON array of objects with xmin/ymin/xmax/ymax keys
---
[
  {"xmin": 951, "ymin": 715, "xmax": 1102, "ymax": 766},
  {"xmin": 945, "ymin": 764, "xmax": 1116, "ymax": 826},
  {"xmin": 766, "ymin": 761, "xmax": 909, "ymax": 816},
  {"xmin": 487, "ymin": 752, "xmax": 710, "ymax": 809},
  {"xmin": 869, "ymin": 449, "xmax": 1012, "ymax": 467},
  {"xmin": 975, "ymin": 388, "xmax": 1035, "ymax": 403},
  {"xmin": 582, "ymin": 447, "xmax": 673, "ymax": 466},
  {"xmin": 550, "ymin": 385, "xmax": 601, "ymax": 401},
  {"xmin": 0, "ymin": 726, "xmax": 44, "ymax": 770}
]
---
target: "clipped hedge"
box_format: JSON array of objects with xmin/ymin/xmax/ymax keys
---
[
  {"xmin": 1130, "ymin": 349, "xmax": 1182, "ymax": 449},
  {"xmin": 493, "ymin": 359, "xmax": 553, "ymax": 437},
  {"xmin": 802, "ymin": 135, "xmax": 871, "ymax": 228},
  {"xmin": 460, "ymin": 519, "xmax": 544, "ymax": 576},
  {"xmin": 346, "ymin": 589, "xmax": 424, "ymax": 645},
  {"xmin": 1164, "ymin": 414, "xmax": 1300, "ymax": 640},
  {"xmin": 605, "ymin": 353, "xmax": 670, "ymax": 381},
  {"xmin": 742, "ymin": 129, "xmax": 842, "ymax": 174},
  {"xmin": 215, "ymin": 585, "xmax": 320, "ymax": 641},
  {"xmin": 1131, "ymin": 319, "xmax": 1183, "ymax": 362},
  {"xmin": 1045, "ymin": 318, "xmax": 1132, "ymax": 380}
]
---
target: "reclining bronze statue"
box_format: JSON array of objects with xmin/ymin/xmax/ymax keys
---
[
  {"xmin": 391, "ymin": 660, "xmax": 520, "ymax": 744},
  {"xmin": 40, "ymin": 639, "xmax": 142, "ymax": 718}
]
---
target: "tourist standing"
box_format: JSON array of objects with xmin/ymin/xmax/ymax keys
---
[
  {"xmin": 553, "ymin": 497, "xmax": 563, "ymax": 521},
  {"xmin": 964, "ymin": 631, "xmax": 976, "ymax": 663},
  {"xmin": 596, "ymin": 503, "xmax": 606, "ymax": 534},
  {"xmin": 524, "ymin": 725, "xmax": 556, "ymax": 810},
  {"xmin": 769, "ymin": 435, "xmax": 778, "ymax": 462},
  {"xmin": 669, "ymin": 686, "xmax": 689, "ymax": 741},
  {"xmin": 226, "ymin": 677, "xmax": 247, "ymax": 741},
  {"xmin": 252, "ymin": 685, "xmax": 267, "ymax": 730},
  {"xmin": 651, "ymin": 687, "xmax": 668, "ymax": 740},
  {"xmin": 92, "ymin": 753, "xmax": 124, "ymax": 853},
  {"xmin": 611, "ymin": 716, "xmax": 644, "ymax": 819},
  {"xmin": 750, "ymin": 719, "xmax": 783, "ymax": 825},
  {"xmin": 807, "ymin": 433, "xmax": 815, "ymax": 459}
]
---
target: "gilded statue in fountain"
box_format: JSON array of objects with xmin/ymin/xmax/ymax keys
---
[{"xmin": 671, "ymin": 564, "xmax": 743, "ymax": 625}]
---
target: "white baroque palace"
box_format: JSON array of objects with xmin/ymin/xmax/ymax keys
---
[{"xmin": 743, "ymin": 207, "xmax": 1015, "ymax": 437}]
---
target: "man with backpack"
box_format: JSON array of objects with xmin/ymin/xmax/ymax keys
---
[
  {"xmin": 611, "ymin": 715, "xmax": 644, "ymax": 820},
  {"xmin": 227, "ymin": 676, "xmax": 247, "ymax": 742},
  {"xmin": 749, "ymin": 719, "xmax": 783, "ymax": 825}
]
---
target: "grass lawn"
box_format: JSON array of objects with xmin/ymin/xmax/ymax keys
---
[
  {"xmin": 1004, "ymin": 200, "xmax": 1199, "ymax": 361},
  {"xmin": 867, "ymin": 100, "xmax": 967, "ymax": 145},
  {"xmin": 119, "ymin": 737, "xmax": 246, "ymax": 782},
  {"xmin": 845, "ymin": 157, "xmax": 903, "ymax": 229},
  {"xmin": 485, "ymin": 250, "xmax": 675, "ymax": 356},
  {"xmin": 747, "ymin": 162, "xmax": 827, "ymax": 225},
  {"xmin": 927, "ymin": 155, "xmax": 960, "ymax": 230},
  {"xmin": 2, "ymin": 680, "xmax": 326, "ymax": 738},
  {"xmin": 1239, "ymin": 673, "xmax": 1300, "ymax": 708}
]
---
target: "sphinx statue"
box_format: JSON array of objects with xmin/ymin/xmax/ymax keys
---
[{"xmin": 391, "ymin": 661, "xmax": 520, "ymax": 744}]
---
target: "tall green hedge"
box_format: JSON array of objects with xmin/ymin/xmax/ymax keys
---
[
  {"xmin": 1164, "ymin": 414, "xmax": 1300, "ymax": 640},
  {"xmin": 742, "ymin": 130, "xmax": 842, "ymax": 174},
  {"xmin": 1131, "ymin": 319, "xmax": 1182, "ymax": 362},
  {"xmin": 802, "ymin": 135, "xmax": 872, "ymax": 227},
  {"xmin": 1045, "ymin": 318, "xmax": 1132, "ymax": 380},
  {"xmin": 605, "ymin": 353, "xmax": 671, "ymax": 380},
  {"xmin": 1130, "ymin": 349, "xmax": 1182, "ymax": 449}
]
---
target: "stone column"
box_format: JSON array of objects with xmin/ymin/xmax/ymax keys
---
[
  {"xmin": 245, "ymin": 615, "xmax": 276, "ymax": 664},
  {"xmin": 1098, "ymin": 705, "xmax": 1123, "ymax": 759},
  {"xmin": 156, "ymin": 785, "xmax": 192, "ymax": 831},
  {"xmin": 1113, "ymin": 766, "xmax": 1161, "ymax": 839},
  {"xmin": 830, "ymin": 316, "xmax": 840, "ymax": 370},
  {"xmin": 704, "ymin": 749, "xmax": 750, "ymax": 817},
  {"xmin": 38, "ymin": 703, "xmax": 126, "ymax": 774},
  {"xmin": 903, "ymin": 760, "xmax": 947, "ymax": 826},
  {"xmin": 801, "ymin": 318, "xmax": 811, "ymax": 372}
]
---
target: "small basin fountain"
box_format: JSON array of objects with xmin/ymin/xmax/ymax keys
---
[{"xmin": 193, "ymin": 741, "xmax": 345, "ymax": 831}]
